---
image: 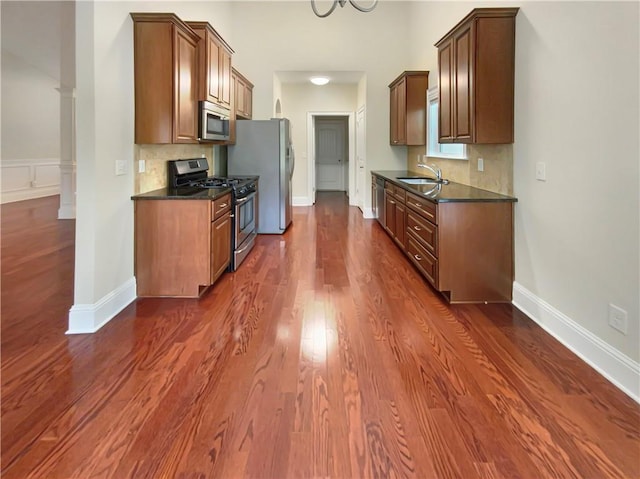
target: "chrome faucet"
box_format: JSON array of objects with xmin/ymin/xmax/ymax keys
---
[{"xmin": 418, "ymin": 162, "xmax": 442, "ymax": 181}]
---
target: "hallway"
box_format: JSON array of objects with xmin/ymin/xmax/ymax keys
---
[{"xmin": 1, "ymin": 192, "xmax": 638, "ymax": 478}]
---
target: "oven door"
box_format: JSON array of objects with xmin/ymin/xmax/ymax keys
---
[{"xmin": 235, "ymin": 192, "xmax": 257, "ymax": 248}]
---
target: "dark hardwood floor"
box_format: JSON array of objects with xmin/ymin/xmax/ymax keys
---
[{"xmin": 2, "ymin": 193, "xmax": 639, "ymax": 478}]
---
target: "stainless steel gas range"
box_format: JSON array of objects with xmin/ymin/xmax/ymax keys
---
[{"xmin": 167, "ymin": 158, "xmax": 258, "ymax": 271}]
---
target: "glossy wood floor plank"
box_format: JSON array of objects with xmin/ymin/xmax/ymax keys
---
[{"xmin": 2, "ymin": 193, "xmax": 639, "ymax": 478}]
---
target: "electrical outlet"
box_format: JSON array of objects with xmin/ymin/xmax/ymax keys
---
[
  {"xmin": 417, "ymin": 154, "xmax": 421, "ymax": 164},
  {"xmin": 115, "ymin": 160, "xmax": 126, "ymax": 176},
  {"xmin": 478, "ymin": 158, "xmax": 484, "ymax": 172},
  {"xmin": 608, "ymin": 304, "xmax": 628, "ymax": 335},
  {"xmin": 138, "ymin": 159, "xmax": 146, "ymax": 173},
  {"xmin": 536, "ymin": 162, "xmax": 546, "ymax": 181}
]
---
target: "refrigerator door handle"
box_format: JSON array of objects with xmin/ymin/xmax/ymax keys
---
[{"xmin": 290, "ymin": 146, "xmax": 295, "ymax": 177}]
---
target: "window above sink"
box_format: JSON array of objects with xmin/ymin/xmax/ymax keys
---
[{"xmin": 427, "ymin": 86, "xmax": 467, "ymax": 160}]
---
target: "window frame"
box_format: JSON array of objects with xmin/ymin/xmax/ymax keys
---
[{"xmin": 426, "ymin": 86, "xmax": 467, "ymax": 160}]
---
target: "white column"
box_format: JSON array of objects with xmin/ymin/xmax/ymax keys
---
[
  {"xmin": 57, "ymin": 86, "xmax": 76, "ymax": 219},
  {"xmin": 58, "ymin": 0, "xmax": 76, "ymax": 219}
]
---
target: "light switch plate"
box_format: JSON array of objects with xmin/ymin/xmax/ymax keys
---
[
  {"xmin": 115, "ymin": 160, "xmax": 126, "ymax": 176},
  {"xmin": 535, "ymin": 162, "xmax": 546, "ymax": 181},
  {"xmin": 138, "ymin": 159, "xmax": 146, "ymax": 173}
]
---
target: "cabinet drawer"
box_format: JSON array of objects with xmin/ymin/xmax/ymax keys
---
[
  {"xmin": 407, "ymin": 210, "xmax": 437, "ymax": 256},
  {"xmin": 406, "ymin": 192, "xmax": 437, "ymax": 224},
  {"xmin": 212, "ymin": 193, "xmax": 232, "ymax": 220},
  {"xmin": 407, "ymin": 234, "xmax": 438, "ymax": 287},
  {"xmin": 393, "ymin": 185, "xmax": 406, "ymax": 203}
]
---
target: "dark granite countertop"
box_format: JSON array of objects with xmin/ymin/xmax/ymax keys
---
[
  {"xmin": 372, "ymin": 170, "xmax": 517, "ymax": 203},
  {"xmin": 131, "ymin": 186, "xmax": 233, "ymax": 201}
]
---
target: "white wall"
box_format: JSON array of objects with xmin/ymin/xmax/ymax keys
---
[
  {"xmin": 408, "ymin": 1, "xmax": 639, "ymax": 397},
  {"xmin": 70, "ymin": 1, "xmax": 234, "ymax": 332},
  {"xmin": 281, "ymin": 82, "xmax": 357, "ymax": 202},
  {"xmin": 1, "ymin": 51, "xmax": 60, "ymax": 161},
  {"xmin": 512, "ymin": 2, "xmax": 639, "ymax": 362}
]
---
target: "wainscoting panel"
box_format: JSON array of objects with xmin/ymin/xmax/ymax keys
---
[{"xmin": 1, "ymin": 159, "xmax": 61, "ymax": 203}]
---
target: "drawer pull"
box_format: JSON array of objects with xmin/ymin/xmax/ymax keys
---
[
  {"xmin": 414, "ymin": 202, "xmax": 422, "ymax": 208},
  {"xmin": 414, "ymin": 254, "xmax": 422, "ymax": 261},
  {"xmin": 219, "ymin": 203, "xmax": 228, "ymax": 208},
  {"xmin": 413, "ymin": 225, "xmax": 422, "ymax": 231}
]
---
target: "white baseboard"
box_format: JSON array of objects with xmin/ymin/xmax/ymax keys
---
[
  {"xmin": 362, "ymin": 207, "xmax": 375, "ymax": 219},
  {"xmin": 58, "ymin": 204, "xmax": 76, "ymax": 219},
  {"xmin": 67, "ymin": 277, "xmax": 137, "ymax": 334},
  {"xmin": 293, "ymin": 196, "xmax": 312, "ymax": 206},
  {"xmin": 512, "ymin": 282, "xmax": 640, "ymax": 403},
  {"xmin": 3, "ymin": 187, "xmax": 60, "ymax": 204}
]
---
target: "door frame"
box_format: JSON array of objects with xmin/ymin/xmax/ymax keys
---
[
  {"xmin": 355, "ymin": 105, "xmax": 366, "ymax": 211},
  {"xmin": 307, "ymin": 111, "xmax": 355, "ymax": 205}
]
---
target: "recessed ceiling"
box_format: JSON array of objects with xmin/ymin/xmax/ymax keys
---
[{"xmin": 276, "ymin": 71, "xmax": 364, "ymax": 85}]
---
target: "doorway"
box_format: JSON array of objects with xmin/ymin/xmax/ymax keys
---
[
  {"xmin": 315, "ymin": 116, "xmax": 348, "ymax": 193},
  {"xmin": 307, "ymin": 111, "xmax": 355, "ymax": 206}
]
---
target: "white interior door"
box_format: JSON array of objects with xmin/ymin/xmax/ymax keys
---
[{"xmin": 315, "ymin": 119, "xmax": 346, "ymax": 191}]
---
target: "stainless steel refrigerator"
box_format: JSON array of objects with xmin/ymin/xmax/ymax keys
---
[{"xmin": 228, "ymin": 119, "xmax": 294, "ymax": 234}]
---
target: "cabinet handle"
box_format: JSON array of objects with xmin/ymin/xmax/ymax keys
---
[
  {"xmin": 413, "ymin": 225, "xmax": 422, "ymax": 231},
  {"xmin": 219, "ymin": 203, "xmax": 228, "ymax": 208},
  {"xmin": 414, "ymin": 254, "xmax": 422, "ymax": 261},
  {"xmin": 414, "ymin": 202, "xmax": 422, "ymax": 208},
  {"xmin": 390, "ymin": 200, "xmax": 396, "ymax": 205}
]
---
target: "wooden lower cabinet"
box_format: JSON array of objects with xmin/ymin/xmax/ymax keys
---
[
  {"xmin": 134, "ymin": 193, "xmax": 232, "ymax": 297},
  {"xmin": 211, "ymin": 210, "xmax": 231, "ymax": 284},
  {"xmin": 381, "ymin": 185, "xmax": 514, "ymax": 303},
  {"xmin": 383, "ymin": 181, "xmax": 407, "ymax": 249},
  {"xmin": 407, "ymin": 191, "xmax": 513, "ymax": 302}
]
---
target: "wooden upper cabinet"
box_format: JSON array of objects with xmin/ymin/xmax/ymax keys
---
[
  {"xmin": 131, "ymin": 13, "xmax": 200, "ymax": 144},
  {"xmin": 435, "ymin": 8, "xmax": 519, "ymax": 144},
  {"xmin": 233, "ymin": 67, "xmax": 254, "ymax": 120},
  {"xmin": 389, "ymin": 71, "xmax": 429, "ymax": 146},
  {"xmin": 228, "ymin": 69, "xmax": 238, "ymax": 145},
  {"xmin": 186, "ymin": 21, "xmax": 234, "ymax": 110}
]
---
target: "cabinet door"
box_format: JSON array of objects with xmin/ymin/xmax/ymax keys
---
[
  {"xmin": 438, "ymin": 39, "xmax": 454, "ymax": 142},
  {"xmin": 174, "ymin": 27, "xmax": 198, "ymax": 143},
  {"xmin": 390, "ymin": 84, "xmax": 399, "ymax": 144},
  {"xmin": 219, "ymin": 48, "xmax": 232, "ymax": 108},
  {"xmin": 244, "ymin": 84, "xmax": 253, "ymax": 119},
  {"xmin": 206, "ymin": 32, "xmax": 221, "ymax": 103},
  {"xmin": 395, "ymin": 200, "xmax": 406, "ymax": 249},
  {"xmin": 228, "ymin": 70, "xmax": 237, "ymax": 144},
  {"xmin": 453, "ymin": 23, "xmax": 474, "ymax": 142},
  {"xmin": 384, "ymin": 189, "xmax": 396, "ymax": 235},
  {"xmin": 390, "ymin": 79, "xmax": 407, "ymax": 145},
  {"xmin": 236, "ymin": 77, "xmax": 246, "ymax": 116},
  {"xmin": 396, "ymin": 78, "xmax": 407, "ymax": 144},
  {"xmin": 211, "ymin": 212, "xmax": 231, "ymax": 283}
]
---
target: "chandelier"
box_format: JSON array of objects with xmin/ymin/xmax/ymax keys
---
[{"xmin": 311, "ymin": 0, "xmax": 378, "ymax": 18}]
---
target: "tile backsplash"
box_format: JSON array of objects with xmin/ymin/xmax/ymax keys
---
[
  {"xmin": 407, "ymin": 144, "xmax": 513, "ymax": 196},
  {"xmin": 134, "ymin": 144, "xmax": 216, "ymax": 194}
]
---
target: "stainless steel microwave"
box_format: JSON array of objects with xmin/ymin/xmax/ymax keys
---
[{"xmin": 199, "ymin": 101, "xmax": 230, "ymax": 142}]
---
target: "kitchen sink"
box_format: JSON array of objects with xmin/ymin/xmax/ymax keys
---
[{"xmin": 397, "ymin": 177, "xmax": 449, "ymax": 185}]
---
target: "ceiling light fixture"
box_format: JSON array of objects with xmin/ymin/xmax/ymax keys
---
[
  {"xmin": 310, "ymin": 76, "xmax": 330, "ymax": 86},
  {"xmin": 311, "ymin": 0, "xmax": 378, "ymax": 18}
]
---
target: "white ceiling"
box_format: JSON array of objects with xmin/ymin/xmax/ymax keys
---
[
  {"xmin": 276, "ymin": 70, "xmax": 365, "ymax": 85},
  {"xmin": 1, "ymin": 1, "xmax": 65, "ymax": 81},
  {"xmin": 0, "ymin": 2, "xmax": 366, "ymax": 87}
]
